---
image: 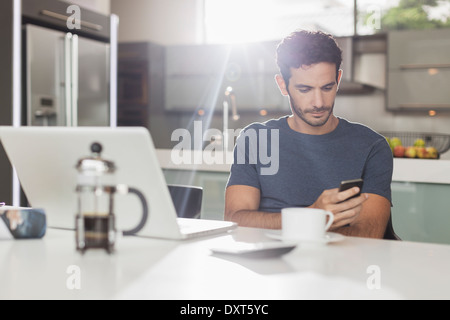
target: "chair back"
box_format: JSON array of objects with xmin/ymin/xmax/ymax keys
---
[
  {"xmin": 384, "ymin": 213, "xmax": 401, "ymax": 240},
  {"xmin": 168, "ymin": 184, "xmax": 203, "ymax": 219}
]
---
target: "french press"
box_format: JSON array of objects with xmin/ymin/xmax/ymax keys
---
[{"xmin": 75, "ymin": 142, "xmax": 149, "ymax": 254}]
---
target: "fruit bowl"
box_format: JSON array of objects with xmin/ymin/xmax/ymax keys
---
[{"xmin": 381, "ymin": 132, "xmax": 450, "ymax": 159}]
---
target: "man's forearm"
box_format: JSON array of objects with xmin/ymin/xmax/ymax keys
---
[
  {"xmin": 226, "ymin": 211, "xmax": 386, "ymax": 239},
  {"xmin": 333, "ymin": 221, "xmax": 386, "ymax": 239},
  {"xmin": 225, "ymin": 210, "xmax": 281, "ymax": 230}
]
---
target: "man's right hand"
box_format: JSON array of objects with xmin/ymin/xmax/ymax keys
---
[{"xmin": 310, "ymin": 187, "xmax": 368, "ymax": 230}]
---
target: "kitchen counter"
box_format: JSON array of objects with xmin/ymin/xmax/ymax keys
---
[
  {"xmin": 393, "ymin": 158, "xmax": 450, "ymax": 184},
  {"xmin": 157, "ymin": 149, "xmax": 232, "ymax": 173},
  {"xmin": 157, "ymin": 149, "xmax": 450, "ymax": 185}
]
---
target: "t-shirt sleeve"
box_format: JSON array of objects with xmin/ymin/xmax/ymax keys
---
[
  {"xmin": 362, "ymin": 138, "xmax": 393, "ymax": 205},
  {"xmin": 226, "ymin": 129, "xmax": 261, "ymax": 190}
]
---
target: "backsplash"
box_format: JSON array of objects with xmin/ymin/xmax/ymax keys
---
[{"xmin": 335, "ymin": 90, "xmax": 450, "ymax": 159}]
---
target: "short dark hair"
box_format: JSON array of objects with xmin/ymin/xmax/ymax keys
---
[{"xmin": 276, "ymin": 30, "xmax": 343, "ymax": 85}]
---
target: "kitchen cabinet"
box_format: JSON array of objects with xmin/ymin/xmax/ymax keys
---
[
  {"xmin": 118, "ymin": 58, "xmax": 149, "ymax": 127},
  {"xmin": 392, "ymin": 182, "xmax": 450, "ymax": 245},
  {"xmin": 388, "ymin": 69, "xmax": 450, "ymax": 109},
  {"xmin": 118, "ymin": 42, "xmax": 165, "ymax": 127},
  {"xmin": 388, "ymin": 29, "xmax": 450, "ymax": 68},
  {"xmin": 164, "ymin": 42, "xmax": 289, "ymax": 112},
  {"xmin": 387, "ymin": 29, "xmax": 450, "ymax": 111},
  {"xmin": 166, "ymin": 44, "xmax": 228, "ymax": 76}
]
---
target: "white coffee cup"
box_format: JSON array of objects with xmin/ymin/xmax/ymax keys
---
[{"xmin": 281, "ymin": 208, "xmax": 334, "ymax": 242}]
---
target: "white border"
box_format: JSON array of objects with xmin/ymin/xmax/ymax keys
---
[
  {"xmin": 12, "ymin": 0, "xmax": 22, "ymax": 207},
  {"xmin": 109, "ymin": 14, "xmax": 119, "ymax": 127}
]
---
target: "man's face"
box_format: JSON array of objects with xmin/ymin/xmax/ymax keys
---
[{"xmin": 277, "ymin": 62, "xmax": 341, "ymax": 129}]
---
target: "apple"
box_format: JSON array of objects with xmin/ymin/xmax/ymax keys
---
[
  {"xmin": 416, "ymin": 147, "xmax": 428, "ymax": 159},
  {"xmin": 405, "ymin": 146, "xmax": 417, "ymax": 158},
  {"xmin": 414, "ymin": 138, "xmax": 426, "ymax": 147},
  {"xmin": 390, "ymin": 137, "xmax": 402, "ymax": 148},
  {"xmin": 393, "ymin": 145, "xmax": 405, "ymax": 158},
  {"xmin": 426, "ymin": 147, "xmax": 439, "ymax": 159},
  {"xmin": 385, "ymin": 137, "xmax": 394, "ymax": 153}
]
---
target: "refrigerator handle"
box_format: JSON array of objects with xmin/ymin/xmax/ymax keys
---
[
  {"xmin": 64, "ymin": 33, "xmax": 72, "ymax": 126},
  {"xmin": 71, "ymin": 34, "xmax": 79, "ymax": 127}
]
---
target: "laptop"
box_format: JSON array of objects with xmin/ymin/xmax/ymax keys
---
[{"xmin": 0, "ymin": 126, "xmax": 237, "ymax": 240}]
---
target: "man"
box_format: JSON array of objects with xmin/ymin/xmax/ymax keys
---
[{"xmin": 225, "ymin": 30, "xmax": 393, "ymax": 239}]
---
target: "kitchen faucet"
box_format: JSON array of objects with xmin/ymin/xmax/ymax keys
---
[{"xmin": 223, "ymin": 87, "xmax": 240, "ymax": 151}]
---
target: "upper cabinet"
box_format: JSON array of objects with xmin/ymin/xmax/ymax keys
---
[
  {"xmin": 165, "ymin": 41, "xmax": 289, "ymax": 112},
  {"xmin": 387, "ymin": 29, "xmax": 450, "ymax": 111},
  {"xmin": 164, "ymin": 35, "xmax": 391, "ymax": 112},
  {"xmin": 388, "ymin": 29, "xmax": 450, "ymax": 68}
]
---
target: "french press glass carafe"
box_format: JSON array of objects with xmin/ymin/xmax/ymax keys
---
[{"xmin": 75, "ymin": 142, "xmax": 148, "ymax": 254}]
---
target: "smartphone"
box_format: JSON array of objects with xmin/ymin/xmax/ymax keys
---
[
  {"xmin": 211, "ymin": 242, "xmax": 296, "ymax": 259},
  {"xmin": 339, "ymin": 178, "xmax": 364, "ymax": 201}
]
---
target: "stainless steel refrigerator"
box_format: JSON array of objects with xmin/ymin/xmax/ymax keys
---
[
  {"xmin": 25, "ymin": 24, "xmax": 112, "ymax": 127},
  {"xmin": 0, "ymin": 0, "xmax": 118, "ymax": 206}
]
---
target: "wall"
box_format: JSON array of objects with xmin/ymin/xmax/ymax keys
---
[
  {"xmin": 111, "ymin": 0, "xmax": 203, "ymax": 45},
  {"xmin": 335, "ymin": 91, "xmax": 450, "ymax": 159},
  {"xmin": 62, "ymin": 0, "xmax": 110, "ymax": 15}
]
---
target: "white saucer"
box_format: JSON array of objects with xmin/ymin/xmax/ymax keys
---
[{"xmin": 265, "ymin": 230, "xmax": 345, "ymax": 244}]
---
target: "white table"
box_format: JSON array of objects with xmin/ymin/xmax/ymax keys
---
[{"xmin": 1, "ymin": 227, "xmax": 450, "ymax": 300}]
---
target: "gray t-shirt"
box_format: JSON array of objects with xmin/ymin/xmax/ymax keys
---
[{"xmin": 227, "ymin": 116, "xmax": 393, "ymax": 213}]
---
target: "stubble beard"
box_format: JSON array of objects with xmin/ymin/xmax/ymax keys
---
[{"xmin": 289, "ymin": 95, "xmax": 334, "ymax": 128}]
